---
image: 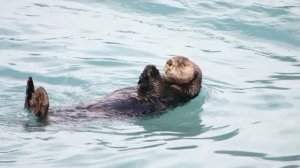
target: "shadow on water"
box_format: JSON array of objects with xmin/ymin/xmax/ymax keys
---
[{"xmin": 134, "ymin": 93, "xmax": 206, "ymax": 138}]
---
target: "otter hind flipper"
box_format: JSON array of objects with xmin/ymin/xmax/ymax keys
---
[
  {"xmin": 24, "ymin": 76, "xmax": 35, "ymax": 109},
  {"xmin": 30, "ymin": 87, "xmax": 49, "ymax": 119},
  {"xmin": 24, "ymin": 77, "xmax": 49, "ymax": 119}
]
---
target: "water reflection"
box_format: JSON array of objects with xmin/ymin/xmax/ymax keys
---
[
  {"xmin": 135, "ymin": 95, "xmax": 206, "ymax": 138},
  {"xmin": 22, "ymin": 115, "xmax": 49, "ymax": 132}
]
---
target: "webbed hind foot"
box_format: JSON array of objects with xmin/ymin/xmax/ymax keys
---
[{"xmin": 24, "ymin": 77, "xmax": 49, "ymax": 119}]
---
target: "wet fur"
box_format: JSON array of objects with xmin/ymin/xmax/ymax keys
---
[
  {"xmin": 25, "ymin": 77, "xmax": 49, "ymax": 119},
  {"xmin": 25, "ymin": 56, "xmax": 202, "ymax": 120},
  {"xmin": 164, "ymin": 56, "xmax": 202, "ymax": 100}
]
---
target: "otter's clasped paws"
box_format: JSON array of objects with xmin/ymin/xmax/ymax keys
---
[
  {"xmin": 137, "ymin": 65, "xmax": 166, "ymax": 100},
  {"xmin": 137, "ymin": 65, "xmax": 159, "ymax": 96}
]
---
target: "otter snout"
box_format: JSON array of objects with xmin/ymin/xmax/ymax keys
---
[{"xmin": 165, "ymin": 58, "xmax": 174, "ymax": 75}]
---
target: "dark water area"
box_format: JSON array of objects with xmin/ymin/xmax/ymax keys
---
[{"xmin": 0, "ymin": 0, "xmax": 299, "ymax": 167}]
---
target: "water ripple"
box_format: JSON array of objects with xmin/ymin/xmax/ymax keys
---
[
  {"xmin": 215, "ymin": 150, "xmax": 300, "ymax": 162},
  {"xmin": 103, "ymin": 0, "xmax": 185, "ymax": 15},
  {"xmin": 0, "ymin": 67, "xmax": 87, "ymax": 86},
  {"xmin": 0, "ymin": 0, "xmax": 299, "ymax": 167}
]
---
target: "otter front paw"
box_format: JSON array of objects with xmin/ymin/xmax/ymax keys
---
[{"xmin": 137, "ymin": 65, "xmax": 159, "ymax": 96}]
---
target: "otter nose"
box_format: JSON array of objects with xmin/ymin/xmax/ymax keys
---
[{"xmin": 167, "ymin": 60, "xmax": 172, "ymax": 66}]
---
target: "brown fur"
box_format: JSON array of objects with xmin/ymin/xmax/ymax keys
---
[
  {"xmin": 26, "ymin": 85, "xmax": 49, "ymax": 119},
  {"xmin": 24, "ymin": 56, "xmax": 201, "ymax": 120},
  {"xmin": 163, "ymin": 56, "xmax": 202, "ymax": 99}
]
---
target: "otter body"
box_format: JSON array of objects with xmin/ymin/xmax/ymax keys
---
[
  {"xmin": 82, "ymin": 87, "xmax": 168, "ymax": 118},
  {"xmin": 48, "ymin": 87, "xmax": 167, "ymax": 120},
  {"xmin": 25, "ymin": 56, "xmax": 202, "ymax": 120}
]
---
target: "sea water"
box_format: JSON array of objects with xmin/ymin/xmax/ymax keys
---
[{"xmin": 0, "ymin": 0, "xmax": 299, "ymax": 167}]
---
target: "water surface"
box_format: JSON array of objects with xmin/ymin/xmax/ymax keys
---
[{"xmin": 0, "ymin": 0, "xmax": 300, "ymax": 167}]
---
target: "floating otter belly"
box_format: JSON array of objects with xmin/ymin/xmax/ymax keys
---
[
  {"xmin": 80, "ymin": 87, "xmax": 168, "ymax": 118},
  {"xmin": 24, "ymin": 56, "xmax": 202, "ymax": 120},
  {"xmin": 50, "ymin": 87, "xmax": 168, "ymax": 120}
]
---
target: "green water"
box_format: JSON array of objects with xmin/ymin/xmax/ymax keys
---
[{"xmin": 0, "ymin": 0, "xmax": 300, "ymax": 167}]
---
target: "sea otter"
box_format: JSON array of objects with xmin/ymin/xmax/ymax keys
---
[{"xmin": 24, "ymin": 56, "xmax": 202, "ymax": 120}]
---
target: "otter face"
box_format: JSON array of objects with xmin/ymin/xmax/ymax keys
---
[{"xmin": 164, "ymin": 56, "xmax": 197, "ymax": 84}]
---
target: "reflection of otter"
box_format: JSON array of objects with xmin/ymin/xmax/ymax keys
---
[{"xmin": 24, "ymin": 56, "xmax": 202, "ymax": 120}]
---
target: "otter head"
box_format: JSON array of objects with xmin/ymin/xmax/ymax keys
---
[
  {"xmin": 164, "ymin": 56, "xmax": 200, "ymax": 85},
  {"xmin": 30, "ymin": 87, "xmax": 49, "ymax": 119},
  {"xmin": 164, "ymin": 56, "xmax": 202, "ymax": 99}
]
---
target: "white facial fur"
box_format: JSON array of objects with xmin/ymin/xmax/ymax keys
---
[{"xmin": 164, "ymin": 56, "xmax": 197, "ymax": 84}]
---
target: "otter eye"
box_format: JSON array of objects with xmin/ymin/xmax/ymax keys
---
[{"xmin": 167, "ymin": 60, "xmax": 172, "ymax": 66}]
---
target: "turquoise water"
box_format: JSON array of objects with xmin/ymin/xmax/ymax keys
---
[{"xmin": 0, "ymin": 0, "xmax": 300, "ymax": 167}]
